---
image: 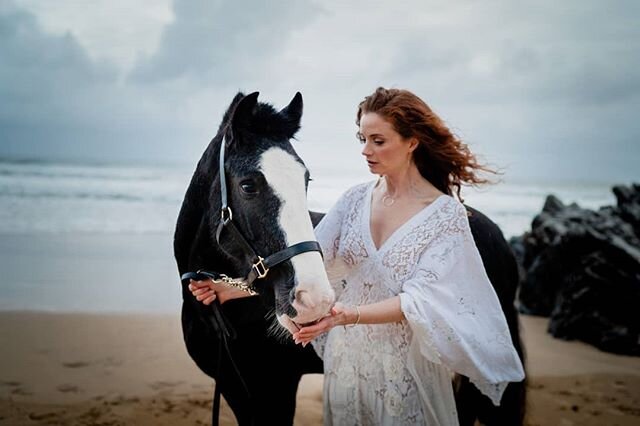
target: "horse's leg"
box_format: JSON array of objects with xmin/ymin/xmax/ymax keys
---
[{"xmin": 218, "ymin": 321, "xmax": 304, "ymax": 425}]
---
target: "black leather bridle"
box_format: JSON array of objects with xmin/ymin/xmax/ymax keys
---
[
  {"xmin": 182, "ymin": 135, "xmax": 322, "ymax": 293},
  {"xmin": 180, "ymin": 135, "xmax": 323, "ymax": 426}
]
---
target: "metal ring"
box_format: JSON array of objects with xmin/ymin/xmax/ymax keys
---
[
  {"xmin": 220, "ymin": 207, "xmax": 233, "ymax": 224},
  {"xmin": 252, "ymin": 256, "xmax": 269, "ymax": 279}
]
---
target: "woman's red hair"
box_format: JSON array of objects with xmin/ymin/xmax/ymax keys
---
[{"xmin": 356, "ymin": 87, "xmax": 496, "ymax": 201}]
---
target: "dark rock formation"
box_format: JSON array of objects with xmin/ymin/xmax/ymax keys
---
[{"xmin": 510, "ymin": 183, "xmax": 640, "ymax": 356}]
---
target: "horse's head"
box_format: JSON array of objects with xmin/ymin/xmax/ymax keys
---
[{"xmin": 212, "ymin": 91, "xmax": 335, "ymax": 334}]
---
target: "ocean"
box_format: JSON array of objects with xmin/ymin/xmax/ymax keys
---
[
  {"xmin": 0, "ymin": 159, "xmax": 619, "ymax": 238},
  {"xmin": 0, "ymin": 159, "xmax": 622, "ymax": 313}
]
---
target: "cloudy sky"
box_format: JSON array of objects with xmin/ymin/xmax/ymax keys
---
[{"xmin": 1, "ymin": 0, "xmax": 638, "ymax": 183}]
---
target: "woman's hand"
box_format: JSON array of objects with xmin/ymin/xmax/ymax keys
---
[
  {"xmin": 188, "ymin": 279, "xmax": 256, "ymax": 305},
  {"xmin": 188, "ymin": 279, "xmax": 218, "ymax": 305},
  {"xmin": 293, "ymin": 303, "xmax": 356, "ymax": 346}
]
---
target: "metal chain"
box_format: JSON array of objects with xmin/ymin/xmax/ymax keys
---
[{"xmin": 212, "ymin": 275, "xmax": 258, "ymax": 296}]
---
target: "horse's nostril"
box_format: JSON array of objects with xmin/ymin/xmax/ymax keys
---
[{"xmin": 294, "ymin": 289, "xmax": 316, "ymax": 310}]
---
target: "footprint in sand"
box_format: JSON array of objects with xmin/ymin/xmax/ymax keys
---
[
  {"xmin": 149, "ymin": 380, "xmax": 184, "ymax": 391},
  {"xmin": 62, "ymin": 361, "xmax": 90, "ymax": 368},
  {"xmin": 28, "ymin": 412, "xmax": 59, "ymax": 421},
  {"xmin": 187, "ymin": 398, "xmax": 209, "ymax": 408},
  {"xmin": 161, "ymin": 398, "xmax": 176, "ymax": 413},
  {"xmin": 616, "ymin": 404, "xmax": 640, "ymax": 416},
  {"xmin": 57, "ymin": 384, "xmax": 81, "ymax": 393},
  {"xmin": 10, "ymin": 387, "xmax": 32, "ymax": 396},
  {"xmin": 107, "ymin": 395, "xmax": 140, "ymax": 405},
  {"xmin": 103, "ymin": 357, "xmax": 123, "ymax": 367}
]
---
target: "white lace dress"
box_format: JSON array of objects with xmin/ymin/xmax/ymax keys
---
[{"xmin": 312, "ymin": 181, "xmax": 525, "ymax": 426}]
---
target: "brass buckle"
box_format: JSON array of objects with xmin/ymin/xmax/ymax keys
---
[
  {"xmin": 252, "ymin": 256, "xmax": 269, "ymax": 279},
  {"xmin": 220, "ymin": 207, "xmax": 233, "ymax": 224}
]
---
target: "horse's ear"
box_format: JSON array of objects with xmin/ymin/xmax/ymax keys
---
[
  {"xmin": 231, "ymin": 91, "xmax": 260, "ymax": 134},
  {"xmin": 279, "ymin": 92, "xmax": 303, "ymax": 130}
]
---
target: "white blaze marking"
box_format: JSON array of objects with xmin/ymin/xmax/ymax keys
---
[{"xmin": 259, "ymin": 147, "xmax": 334, "ymax": 323}]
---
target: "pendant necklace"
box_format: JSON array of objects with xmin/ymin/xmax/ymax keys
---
[
  {"xmin": 382, "ymin": 194, "xmax": 395, "ymax": 207},
  {"xmin": 380, "ymin": 176, "xmax": 397, "ymax": 207}
]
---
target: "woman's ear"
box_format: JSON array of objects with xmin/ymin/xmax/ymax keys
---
[{"xmin": 408, "ymin": 137, "xmax": 419, "ymax": 153}]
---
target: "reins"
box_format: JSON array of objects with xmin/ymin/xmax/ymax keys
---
[{"xmin": 180, "ymin": 135, "xmax": 323, "ymax": 426}]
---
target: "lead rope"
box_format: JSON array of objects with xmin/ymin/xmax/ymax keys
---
[{"xmin": 207, "ymin": 299, "xmax": 253, "ymax": 426}]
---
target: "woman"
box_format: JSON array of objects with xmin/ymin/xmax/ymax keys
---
[
  {"xmin": 191, "ymin": 87, "xmax": 525, "ymax": 425},
  {"xmin": 293, "ymin": 87, "xmax": 525, "ymax": 425}
]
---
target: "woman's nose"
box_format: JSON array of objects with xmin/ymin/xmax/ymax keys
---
[{"xmin": 361, "ymin": 142, "xmax": 371, "ymax": 157}]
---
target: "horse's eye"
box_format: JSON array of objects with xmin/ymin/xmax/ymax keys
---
[{"xmin": 240, "ymin": 180, "xmax": 258, "ymax": 195}]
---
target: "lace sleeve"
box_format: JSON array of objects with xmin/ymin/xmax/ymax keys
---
[
  {"xmin": 398, "ymin": 202, "xmax": 525, "ymax": 406},
  {"xmin": 314, "ymin": 196, "xmax": 345, "ymax": 265},
  {"xmin": 311, "ymin": 184, "xmax": 368, "ymax": 359},
  {"xmin": 314, "ymin": 184, "xmax": 369, "ymax": 285}
]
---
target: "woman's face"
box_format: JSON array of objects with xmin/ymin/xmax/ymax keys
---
[{"xmin": 359, "ymin": 112, "xmax": 417, "ymax": 176}]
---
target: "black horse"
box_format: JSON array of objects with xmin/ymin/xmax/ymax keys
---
[{"xmin": 174, "ymin": 92, "xmax": 526, "ymax": 425}]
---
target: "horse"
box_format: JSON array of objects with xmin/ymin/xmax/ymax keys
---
[
  {"xmin": 174, "ymin": 91, "xmax": 332, "ymax": 425},
  {"xmin": 174, "ymin": 92, "xmax": 526, "ymax": 425}
]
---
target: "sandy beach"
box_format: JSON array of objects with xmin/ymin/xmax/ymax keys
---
[
  {"xmin": 0, "ymin": 233, "xmax": 638, "ymax": 425},
  {"xmin": 0, "ymin": 311, "xmax": 637, "ymax": 426}
]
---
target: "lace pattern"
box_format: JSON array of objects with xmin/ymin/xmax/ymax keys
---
[{"xmin": 313, "ymin": 181, "xmax": 525, "ymax": 425}]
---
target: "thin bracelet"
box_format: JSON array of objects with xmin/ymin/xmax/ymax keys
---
[{"xmin": 345, "ymin": 305, "xmax": 361, "ymax": 329}]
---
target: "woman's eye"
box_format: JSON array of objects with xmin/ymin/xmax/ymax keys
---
[
  {"xmin": 240, "ymin": 181, "xmax": 258, "ymax": 194},
  {"xmin": 373, "ymin": 140, "xmax": 384, "ymax": 145}
]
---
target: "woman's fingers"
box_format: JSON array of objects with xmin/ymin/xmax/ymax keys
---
[
  {"xmin": 189, "ymin": 279, "xmax": 218, "ymax": 303},
  {"xmin": 202, "ymin": 293, "xmax": 217, "ymax": 305},
  {"xmin": 297, "ymin": 317, "xmax": 333, "ymax": 338},
  {"xmin": 189, "ymin": 279, "xmax": 213, "ymax": 289},
  {"xmin": 293, "ymin": 331, "xmax": 317, "ymax": 345},
  {"xmin": 189, "ymin": 287, "xmax": 208, "ymax": 296}
]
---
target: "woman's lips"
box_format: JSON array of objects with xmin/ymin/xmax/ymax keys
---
[{"xmin": 367, "ymin": 160, "xmax": 377, "ymax": 167}]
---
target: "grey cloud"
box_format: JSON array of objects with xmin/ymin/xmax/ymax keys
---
[
  {"xmin": 0, "ymin": 0, "xmax": 322, "ymax": 164},
  {"xmin": 368, "ymin": 1, "xmax": 640, "ymax": 182},
  {"xmin": 387, "ymin": 1, "xmax": 640, "ymax": 106},
  {"xmin": 129, "ymin": 0, "xmax": 322, "ymax": 85},
  {"xmin": 1, "ymin": 0, "xmax": 638, "ymax": 183}
]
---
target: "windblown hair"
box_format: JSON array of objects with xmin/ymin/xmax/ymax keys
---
[{"xmin": 356, "ymin": 87, "xmax": 497, "ymax": 201}]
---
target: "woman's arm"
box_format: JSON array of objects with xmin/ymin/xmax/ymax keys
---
[{"xmin": 294, "ymin": 296, "xmax": 404, "ymax": 345}]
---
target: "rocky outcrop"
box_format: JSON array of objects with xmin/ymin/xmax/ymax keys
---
[{"xmin": 510, "ymin": 183, "xmax": 640, "ymax": 356}]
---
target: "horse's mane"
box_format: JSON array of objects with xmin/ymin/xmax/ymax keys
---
[{"xmin": 219, "ymin": 91, "xmax": 301, "ymax": 141}]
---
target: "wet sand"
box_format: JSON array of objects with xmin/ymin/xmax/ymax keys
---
[{"xmin": 0, "ymin": 312, "xmax": 638, "ymax": 425}]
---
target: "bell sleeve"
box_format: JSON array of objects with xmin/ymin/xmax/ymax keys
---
[
  {"xmin": 313, "ymin": 185, "xmax": 364, "ymax": 287},
  {"xmin": 398, "ymin": 201, "xmax": 525, "ymax": 406},
  {"xmin": 311, "ymin": 184, "xmax": 366, "ymax": 359}
]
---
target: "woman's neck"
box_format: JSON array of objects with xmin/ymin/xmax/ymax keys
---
[{"xmin": 380, "ymin": 164, "xmax": 441, "ymax": 201}]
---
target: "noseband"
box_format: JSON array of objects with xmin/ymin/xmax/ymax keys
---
[{"xmin": 181, "ymin": 136, "xmax": 323, "ymax": 294}]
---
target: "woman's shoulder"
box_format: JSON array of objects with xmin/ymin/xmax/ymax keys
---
[
  {"xmin": 433, "ymin": 194, "xmax": 474, "ymax": 240},
  {"xmin": 437, "ymin": 193, "xmax": 468, "ymax": 218},
  {"xmin": 336, "ymin": 180, "xmax": 374, "ymax": 205}
]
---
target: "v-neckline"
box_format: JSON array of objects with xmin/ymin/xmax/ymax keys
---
[{"xmin": 363, "ymin": 180, "xmax": 447, "ymax": 254}]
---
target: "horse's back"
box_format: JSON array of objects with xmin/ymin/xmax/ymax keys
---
[{"xmin": 459, "ymin": 205, "xmax": 527, "ymax": 426}]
